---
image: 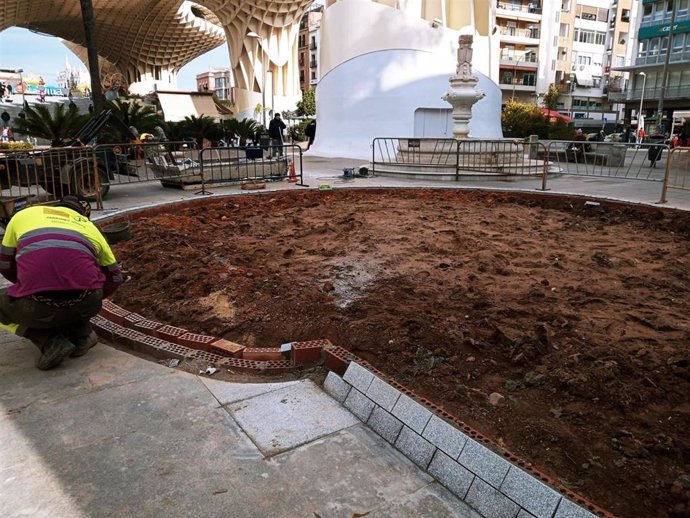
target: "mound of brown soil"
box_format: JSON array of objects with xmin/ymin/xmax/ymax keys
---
[{"xmin": 112, "ymin": 189, "xmax": 690, "ymax": 517}]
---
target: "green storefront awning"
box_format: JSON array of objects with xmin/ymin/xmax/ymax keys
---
[
  {"xmin": 642, "ymin": 0, "xmax": 658, "ymax": 4},
  {"xmin": 639, "ymin": 19, "xmax": 690, "ymax": 38}
]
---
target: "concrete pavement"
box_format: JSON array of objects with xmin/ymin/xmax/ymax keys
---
[{"xmin": 0, "ymin": 330, "xmax": 482, "ymax": 518}]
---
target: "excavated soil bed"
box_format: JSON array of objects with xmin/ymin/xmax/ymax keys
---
[{"xmin": 112, "ymin": 189, "xmax": 690, "ymax": 517}]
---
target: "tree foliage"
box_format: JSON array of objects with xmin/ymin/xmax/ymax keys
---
[
  {"xmin": 296, "ymin": 88, "xmax": 316, "ymax": 117},
  {"xmin": 502, "ymin": 99, "xmax": 574, "ymax": 139},
  {"xmin": 11, "ymin": 103, "xmax": 89, "ymax": 146},
  {"xmin": 106, "ymin": 99, "xmax": 162, "ymax": 134},
  {"xmin": 542, "ymin": 84, "xmax": 560, "ymax": 113}
]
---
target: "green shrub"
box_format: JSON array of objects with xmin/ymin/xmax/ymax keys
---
[
  {"xmin": 0, "ymin": 141, "xmax": 34, "ymax": 152},
  {"xmin": 289, "ymin": 119, "xmax": 312, "ymax": 142}
]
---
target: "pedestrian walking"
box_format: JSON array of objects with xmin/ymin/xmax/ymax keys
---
[{"xmin": 268, "ymin": 112, "xmax": 286, "ymax": 157}]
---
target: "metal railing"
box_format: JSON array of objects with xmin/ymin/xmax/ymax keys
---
[
  {"xmin": 541, "ymin": 140, "xmax": 670, "ymax": 190},
  {"xmin": 0, "ymin": 146, "xmax": 102, "ymax": 223},
  {"xmin": 94, "ymin": 141, "xmax": 205, "ymax": 193},
  {"xmin": 372, "ymin": 138, "xmax": 549, "ymax": 181},
  {"xmin": 660, "ymin": 146, "xmax": 690, "ymax": 203},
  {"xmin": 198, "ymin": 143, "xmax": 307, "ymax": 187}
]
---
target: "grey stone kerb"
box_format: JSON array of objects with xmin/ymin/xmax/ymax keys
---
[{"xmin": 324, "ymin": 363, "xmax": 600, "ymax": 518}]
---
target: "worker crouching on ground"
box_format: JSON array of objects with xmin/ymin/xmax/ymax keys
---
[{"xmin": 0, "ymin": 196, "xmax": 123, "ymax": 370}]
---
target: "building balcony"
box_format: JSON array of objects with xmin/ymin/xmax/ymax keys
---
[
  {"xmin": 496, "ymin": 2, "xmax": 542, "ymax": 20},
  {"xmin": 310, "ymin": 42, "xmax": 317, "ymax": 50},
  {"xmin": 499, "ymin": 27, "xmax": 540, "ymax": 43},
  {"xmin": 499, "ymin": 80, "xmax": 537, "ymax": 92},
  {"xmin": 310, "ymin": 60, "xmax": 317, "ymax": 69},
  {"xmin": 608, "ymin": 85, "xmax": 690, "ymax": 101},
  {"xmin": 635, "ymin": 51, "xmax": 690, "ymax": 66},
  {"xmin": 499, "ymin": 55, "xmax": 539, "ymax": 68}
]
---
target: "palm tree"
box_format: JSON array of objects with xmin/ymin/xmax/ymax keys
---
[
  {"xmin": 11, "ymin": 104, "xmax": 89, "ymax": 146},
  {"xmin": 105, "ymin": 99, "xmax": 162, "ymax": 136},
  {"xmin": 182, "ymin": 115, "xmax": 221, "ymax": 148},
  {"xmin": 223, "ymin": 118, "xmax": 259, "ymax": 146}
]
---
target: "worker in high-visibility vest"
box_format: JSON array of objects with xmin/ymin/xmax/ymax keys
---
[{"xmin": 0, "ymin": 196, "xmax": 123, "ymax": 370}]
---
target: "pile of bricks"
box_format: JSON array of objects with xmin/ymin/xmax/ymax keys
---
[
  {"xmin": 325, "ymin": 363, "xmax": 615, "ymax": 518},
  {"xmin": 92, "ymin": 300, "xmax": 330, "ymax": 373}
]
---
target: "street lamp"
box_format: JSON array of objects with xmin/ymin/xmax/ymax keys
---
[
  {"xmin": 638, "ymin": 71, "xmax": 647, "ymax": 131},
  {"xmin": 565, "ymin": 80, "xmax": 573, "ymax": 115},
  {"xmin": 512, "ymin": 55, "xmax": 521, "ymax": 100},
  {"xmin": 246, "ymin": 32, "xmax": 267, "ymax": 127}
]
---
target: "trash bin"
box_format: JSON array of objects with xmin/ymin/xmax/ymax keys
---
[
  {"xmin": 647, "ymin": 135, "xmax": 665, "ymax": 167},
  {"xmin": 259, "ymin": 132, "xmax": 271, "ymax": 150}
]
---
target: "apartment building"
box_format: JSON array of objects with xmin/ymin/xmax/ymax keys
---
[
  {"xmin": 497, "ymin": 0, "xmax": 634, "ymax": 124},
  {"xmin": 196, "ymin": 68, "xmax": 234, "ymax": 102},
  {"xmin": 611, "ymin": 0, "xmax": 690, "ymax": 133},
  {"xmin": 298, "ymin": 5, "xmax": 323, "ymax": 93},
  {"xmin": 495, "ymin": 0, "xmax": 545, "ymax": 104}
]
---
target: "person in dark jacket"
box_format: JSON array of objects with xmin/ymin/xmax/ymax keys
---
[
  {"xmin": 305, "ymin": 120, "xmax": 316, "ymax": 150},
  {"xmin": 0, "ymin": 196, "xmax": 123, "ymax": 369},
  {"xmin": 268, "ymin": 113, "xmax": 286, "ymax": 157}
]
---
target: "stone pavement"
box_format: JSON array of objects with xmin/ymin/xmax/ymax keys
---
[
  {"xmin": 0, "ymin": 330, "xmax": 481, "ymax": 518},
  {"xmin": 92, "ymin": 153, "xmax": 690, "ymax": 218}
]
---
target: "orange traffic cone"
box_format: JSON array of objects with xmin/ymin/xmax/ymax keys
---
[{"xmin": 288, "ymin": 161, "xmax": 298, "ymax": 183}]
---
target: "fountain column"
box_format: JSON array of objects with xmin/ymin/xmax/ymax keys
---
[{"xmin": 442, "ymin": 35, "xmax": 485, "ymax": 139}]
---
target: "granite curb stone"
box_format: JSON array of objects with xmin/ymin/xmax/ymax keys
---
[
  {"xmin": 500, "ymin": 466, "xmax": 562, "ymax": 518},
  {"xmin": 458, "ymin": 438, "xmax": 512, "ymax": 489},
  {"xmin": 391, "ymin": 393, "xmax": 433, "ymax": 434},
  {"xmin": 367, "ymin": 406, "xmax": 404, "ymax": 444},
  {"xmin": 465, "ymin": 477, "xmax": 521, "ymax": 518},
  {"xmin": 395, "ymin": 425, "xmax": 436, "ymax": 469},
  {"xmin": 365, "ymin": 376, "xmax": 401, "ymax": 411},
  {"xmin": 554, "ymin": 498, "xmax": 599, "ymax": 518},
  {"xmin": 428, "ymin": 450, "xmax": 475, "ymax": 500},
  {"xmin": 323, "ymin": 371, "xmax": 352, "ymax": 403},
  {"xmin": 344, "ymin": 387, "xmax": 376, "ymax": 422},
  {"xmin": 343, "ymin": 362, "xmax": 375, "ymax": 393},
  {"xmin": 423, "ymin": 415, "xmax": 469, "ymax": 460},
  {"xmin": 518, "ymin": 511, "xmax": 537, "ymax": 518}
]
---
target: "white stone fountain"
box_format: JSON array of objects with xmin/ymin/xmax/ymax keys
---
[{"xmin": 443, "ymin": 35, "xmax": 485, "ymax": 139}]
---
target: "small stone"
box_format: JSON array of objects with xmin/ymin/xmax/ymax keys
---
[
  {"xmin": 466, "ymin": 356, "xmax": 476, "ymax": 362},
  {"xmin": 489, "ymin": 392, "xmax": 505, "ymax": 406},
  {"xmin": 322, "ymin": 281, "xmax": 335, "ymax": 292},
  {"xmin": 504, "ymin": 379, "xmax": 522, "ymax": 391}
]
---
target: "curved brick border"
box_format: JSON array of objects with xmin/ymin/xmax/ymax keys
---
[
  {"xmin": 92, "ymin": 300, "xmax": 328, "ymax": 372},
  {"xmin": 88, "ymin": 189, "xmax": 667, "ymax": 517}
]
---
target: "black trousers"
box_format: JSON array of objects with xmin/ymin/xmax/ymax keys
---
[{"xmin": 0, "ymin": 288, "xmax": 103, "ymax": 350}]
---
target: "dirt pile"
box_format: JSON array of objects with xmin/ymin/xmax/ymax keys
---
[{"xmin": 112, "ymin": 189, "xmax": 690, "ymax": 517}]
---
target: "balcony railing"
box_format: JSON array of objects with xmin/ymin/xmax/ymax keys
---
[
  {"xmin": 608, "ymin": 85, "xmax": 690, "ymax": 101},
  {"xmin": 499, "ymin": 27, "xmax": 540, "ymax": 39},
  {"xmin": 635, "ymin": 51, "xmax": 690, "ymax": 65},
  {"xmin": 496, "ymin": 2, "xmax": 542, "ymax": 15},
  {"xmin": 499, "ymin": 53, "xmax": 538, "ymax": 63},
  {"xmin": 310, "ymin": 42, "xmax": 317, "ymax": 50},
  {"xmin": 310, "ymin": 60, "xmax": 317, "ymax": 69}
]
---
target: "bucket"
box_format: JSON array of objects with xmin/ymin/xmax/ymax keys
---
[{"xmin": 101, "ymin": 222, "xmax": 132, "ymax": 244}]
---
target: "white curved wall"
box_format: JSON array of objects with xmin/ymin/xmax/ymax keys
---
[
  {"xmin": 310, "ymin": 0, "xmax": 502, "ymax": 160},
  {"xmin": 309, "ymin": 49, "xmax": 503, "ymax": 159}
]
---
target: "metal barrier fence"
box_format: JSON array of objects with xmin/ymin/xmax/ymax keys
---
[
  {"xmin": 372, "ymin": 137, "xmax": 549, "ymax": 181},
  {"xmin": 0, "ymin": 146, "xmax": 102, "ymax": 223},
  {"xmin": 199, "ymin": 143, "xmax": 306, "ymax": 187},
  {"xmin": 541, "ymin": 140, "xmax": 669, "ymax": 190},
  {"xmin": 95, "ymin": 141, "xmax": 204, "ymax": 193},
  {"xmin": 660, "ymin": 146, "xmax": 690, "ymax": 203}
]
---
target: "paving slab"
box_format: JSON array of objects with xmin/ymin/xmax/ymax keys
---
[
  {"xmin": 267, "ymin": 424, "xmax": 435, "ymax": 518},
  {"xmin": 366, "ymin": 483, "xmax": 484, "ymax": 518},
  {"xmin": 227, "ymin": 379, "xmax": 359, "ymax": 455},
  {"xmin": 200, "ymin": 377, "xmax": 301, "ymax": 406}
]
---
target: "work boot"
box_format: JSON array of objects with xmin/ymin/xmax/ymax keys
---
[
  {"xmin": 35, "ymin": 335, "xmax": 76, "ymax": 370},
  {"xmin": 70, "ymin": 331, "xmax": 98, "ymax": 357}
]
